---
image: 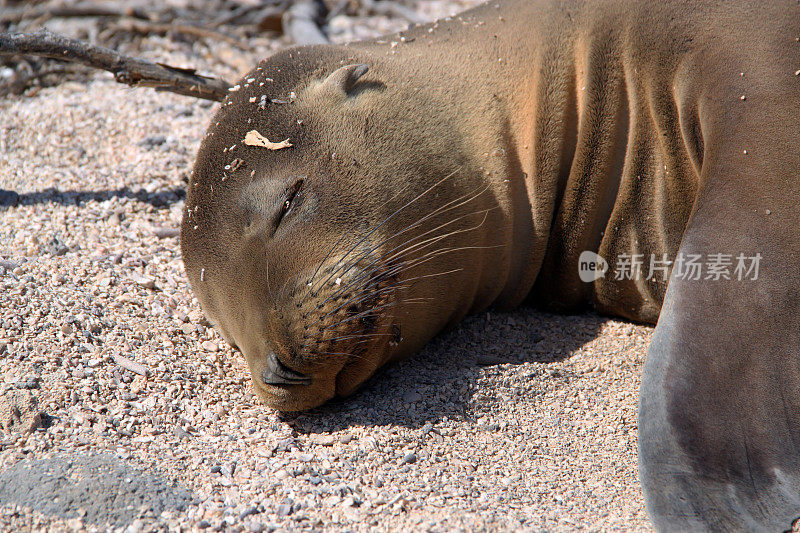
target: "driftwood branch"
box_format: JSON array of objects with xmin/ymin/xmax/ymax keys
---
[
  {"xmin": 0, "ymin": 3, "xmax": 151, "ymax": 25},
  {"xmin": 0, "ymin": 64, "xmax": 85, "ymax": 96},
  {"xmin": 110, "ymin": 18, "xmax": 243, "ymax": 47},
  {"xmin": 0, "ymin": 29, "xmax": 231, "ymax": 101},
  {"xmin": 212, "ymin": 0, "xmax": 287, "ymax": 27}
]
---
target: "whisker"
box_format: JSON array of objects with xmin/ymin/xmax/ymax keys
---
[
  {"xmin": 306, "ymin": 282, "xmax": 410, "ymax": 330},
  {"xmin": 266, "ymin": 261, "xmax": 278, "ymax": 311},
  {"xmin": 314, "ymin": 351, "xmax": 373, "ymax": 362},
  {"xmin": 289, "ymin": 270, "xmax": 303, "ymax": 299},
  {"xmin": 382, "ymin": 243, "xmax": 505, "ymax": 281},
  {"xmin": 393, "ymin": 268, "xmax": 464, "ymax": 286},
  {"xmin": 326, "ymin": 185, "xmax": 493, "ymax": 292},
  {"xmin": 303, "ymin": 166, "xmax": 464, "ymax": 300},
  {"xmin": 340, "ymin": 206, "xmax": 495, "ymax": 288},
  {"xmin": 329, "ymin": 239, "xmax": 499, "ymax": 326},
  {"xmin": 327, "ymin": 207, "xmax": 497, "ymax": 302},
  {"xmin": 311, "ymin": 281, "xmax": 448, "ymax": 338},
  {"xmin": 302, "ymin": 230, "xmax": 350, "ymax": 298},
  {"xmin": 304, "ymin": 170, "xmax": 455, "ymax": 300},
  {"xmin": 307, "ymin": 280, "xmax": 433, "ymax": 333},
  {"xmin": 313, "ymin": 301, "xmax": 405, "ymax": 336},
  {"xmin": 375, "ymin": 210, "xmax": 495, "ymax": 272},
  {"xmin": 302, "ymin": 332, "xmax": 393, "ymax": 346},
  {"xmin": 277, "ymin": 271, "xmax": 295, "ymax": 303},
  {"xmin": 318, "ymin": 209, "xmax": 495, "ymax": 308},
  {"xmin": 339, "ymin": 216, "xmax": 497, "ymax": 297},
  {"xmin": 316, "ymin": 253, "xmax": 450, "ymax": 320}
]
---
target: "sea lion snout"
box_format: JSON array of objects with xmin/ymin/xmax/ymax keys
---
[
  {"xmin": 239, "ymin": 254, "xmax": 404, "ymax": 411},
  {"xmin": 261, "ymin": 352, "xmax": 312, "ymax": 386}
]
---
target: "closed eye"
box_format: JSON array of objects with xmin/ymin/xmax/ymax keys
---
[{"xmin": 276, "ymin": 179, "xmax": 304, "ymax": 228}]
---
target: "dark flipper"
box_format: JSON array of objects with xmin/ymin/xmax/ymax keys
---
[
  {"xmin": 640, "ymin": 275, "xmax": 800, "ymax": 531},
  {"xmin": 639, "ymin": 111, "xmax": 800, "ymax": 530}
]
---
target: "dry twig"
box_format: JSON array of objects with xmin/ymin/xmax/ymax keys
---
[
  {"xmin": 212, "ymin": 0, "xmax": 287, "ymax": 27},
  {"xmin": 0, "ymin": 29, "xmax": 231, "ymax": 101},
  {"xmin": 0, "ymin": 63, "xmax": 86, "ymax": 96},
  {"xmin": 0, "ymin": 3, "xmax": 151, "ymax": 25},
  {"xmin": 110, "ymin": 18, "xmax": 244, "ymax": 47},
  {"xmin": 112, "ymin": 354, "xmax": 150, "ymax": 377}
]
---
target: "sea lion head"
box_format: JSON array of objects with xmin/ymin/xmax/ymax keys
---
[{"xmin": 181, "ymin": 46, "xmax": 497, "ymax": 411}]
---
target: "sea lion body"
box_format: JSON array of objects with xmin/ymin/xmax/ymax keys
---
[{"xmin": 181, "ymin": 0, "xmax": 800, "ymax": 529}]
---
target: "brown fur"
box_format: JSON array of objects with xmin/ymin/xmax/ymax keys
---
[{"xmin": 182, "ymin": 1, "xmax": 800, "ymax": 529}]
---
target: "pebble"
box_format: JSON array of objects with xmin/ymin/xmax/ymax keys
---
[
  {"xmin": 342, "ymin": 496, "xmax": 359, "ymax": 507},
  {"xmin": 239, "ymin": 506, "xmax": 259, "ymax": 520},
  {"xmin": 152, "ymin": 227, "xmax": 180, "ymax": 239},
  {"xmin": 44, "ymin": 236, "xmax": 69, "ymax": 256},
  {"xmin": 138, "ymin": 134, "xmax": 167, "ymax": 147},
  {"xmin": 126, "ymin": 519, "xmax": 145, "ymax": 533},
  {"xmin": 130, "ymin": 273, "xmax": 157, "ymax": 290},
  {"xmin": 312, "ymin": 435, "xmax": 336, "ymax": 446},
  {"xmin": 403, "ymin": 391, "xmax": 422, "ymax": 403},
  {"xmin": 401, "ymin": 453, "xmax": 418, "ymax": 465},
  {"xmin": 220, "ymin": 462, "xmax": 236, "ymax": 477},
  {"xmin": 112, "ymin": 354, "xmax": 149, "ymax": 377},
  {"xmin": 246, "ymin": 521, "xmax": 264, "ymax": 533},
  {"xmin": 0, "ymin": 260, "xmax": 20, "ymax": 270},
  {"xmin": 174, "ymin": 425, "xmax": 192, "ymax": 440},
  {"xmin": 201, "ymin": 340, "xmax": 219, "ymax": 352}
]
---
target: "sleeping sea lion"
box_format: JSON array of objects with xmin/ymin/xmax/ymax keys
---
[{"xmin": 180, "ymin": 0, "xmax": 800, "ymax": 529}]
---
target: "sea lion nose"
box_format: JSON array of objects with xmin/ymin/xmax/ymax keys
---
[{"xmin": 261, "ymin": 352, "xmax": 312, "ymax": 386}]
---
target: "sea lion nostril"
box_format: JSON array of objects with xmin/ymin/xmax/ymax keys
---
[{"xmin": 261, "ymin": 352, "xmax": 312, "ymax": 386}]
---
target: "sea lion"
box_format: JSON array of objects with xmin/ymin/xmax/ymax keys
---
[{"xmin": 180, "ymin": 0, "xmax": 800, "ymax": 529}]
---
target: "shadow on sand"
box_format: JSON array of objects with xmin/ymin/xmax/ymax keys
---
[
  {"xmin": 281, "ymin": 307, "xmax": 608, "ymax": 433},
  {"xmin": 0, "ymin": 186, "xmax": 185, "ymax": 208}
]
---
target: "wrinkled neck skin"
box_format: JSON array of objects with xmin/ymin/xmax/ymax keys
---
[
  {"xmin": 347, "ymin": 0, "xmax": 585, "ymax": 325},
  {"xmin": 342, "ymin": 3, "xmax": 562, "ymax": 323},
  {"xmin": 372, "ymin": 0, "xmax": 706, "ymax": 325}
]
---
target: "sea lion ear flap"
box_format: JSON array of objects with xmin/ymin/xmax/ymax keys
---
[{"xmin": 320, "ymin": 64, "xmax": 369, "ymax": 94}]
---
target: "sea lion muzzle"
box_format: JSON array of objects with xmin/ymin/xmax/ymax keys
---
[{"xmin": 261, "ymin": 352, "xmax": 312, "ymax": 387}]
